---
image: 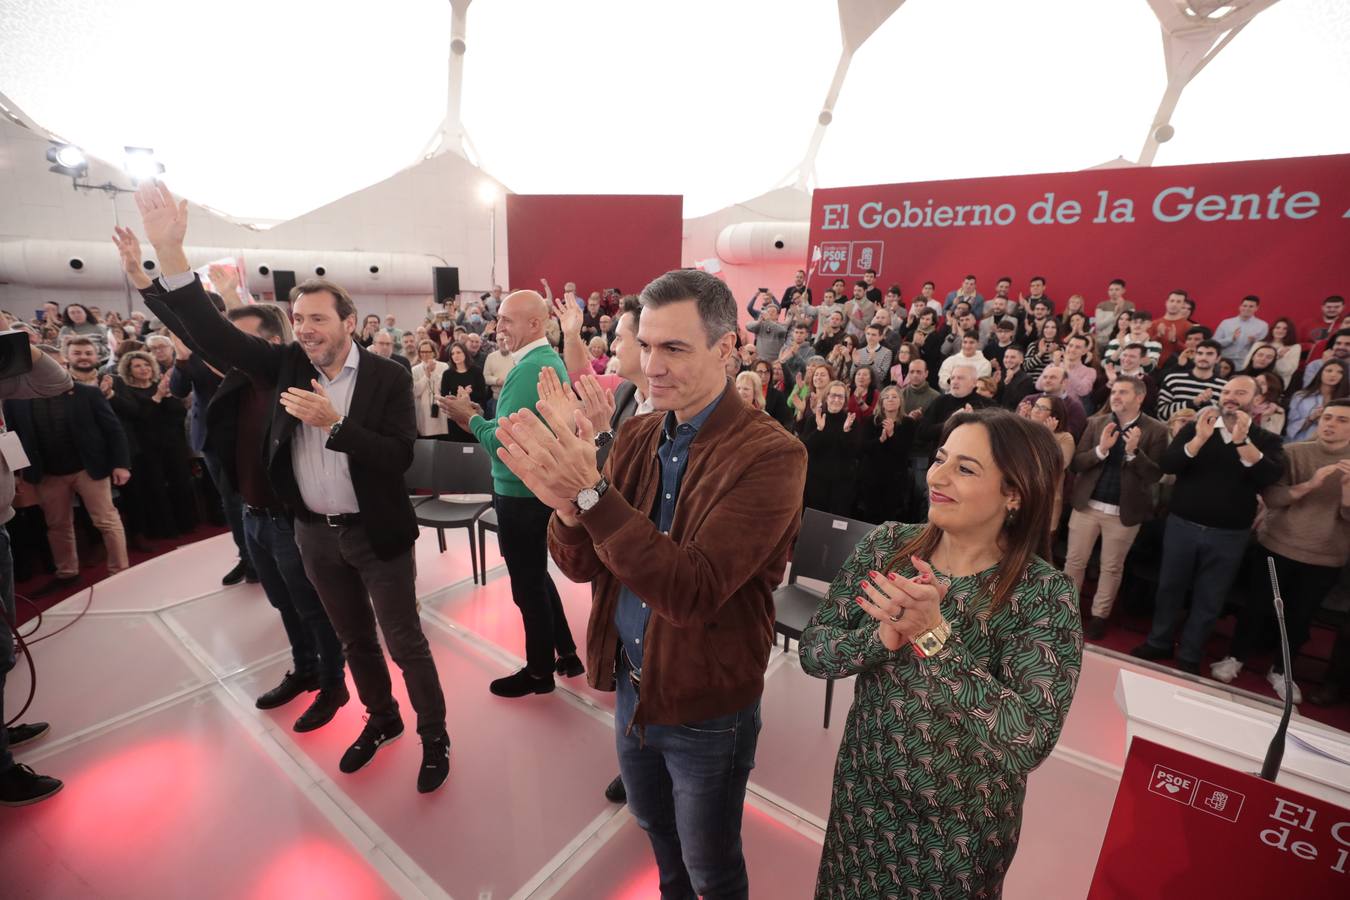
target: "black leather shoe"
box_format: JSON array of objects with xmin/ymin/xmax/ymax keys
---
[
  {"xmin": 1177, "ymin": 659, "xmax": 1202, "ymax": 675},
  {"xmin": 339, "ymin": 718, "xmax": 404, "ymax": 774},
  {"xmin": 293, "ymin": 686, "xmax": 350, "ymax": 733},
  {"xmin": 1084, "ymin": 616, "xmax": 1108, "ymax": 641},
  {"xmin": 1129, "ymin": 642, "xmax": 1172, "ymax": 662},
  {"xmin": 417, "ymin": 732, "xmax": 451, "ymax": 794},
  {"xmin": 30, "ymin": 575, "xmax": 79, "ymax": 598},
  {"xmin": 490, "ymin": 668, "xmax": 554, "ymax": 698},
  {"xmin": 255, "ymin": 671, "xmax": 320, "ymax": 710},
  {"xmin": 222, "ymin": 559, "xmax": 253, "ymax": 586},
  {"xmin": 604, "ymin": 775, "xmax": 626, "ymax": 804},
  {"xmin": 6, "ymin": 722, "xmax": 51, "ymax": 749},
  {"xmin": 1309, "ymin": 683, "xmax": 1343, "ymax": 707},
  {"xmin": 0, "ymin": 764, "xmax": 64, "ymax": 807},
  {"xmin": 555, "ymin": 653, "xmax": 585, "ymax": 678}
]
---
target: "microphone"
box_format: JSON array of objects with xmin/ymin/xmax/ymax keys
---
[{"xmin": 1259, "ymin": 556, "xmax": 1294, "ymax": 782}]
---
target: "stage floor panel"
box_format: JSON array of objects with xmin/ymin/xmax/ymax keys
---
[{"xmin": 4, "ymin": 528, "xmax": 1262, "ymax": 898}]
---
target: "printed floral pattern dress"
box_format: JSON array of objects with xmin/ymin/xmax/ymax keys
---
[{"xmin": 800, "ymin": 522, "xmax": 1083, "ymax": 898}]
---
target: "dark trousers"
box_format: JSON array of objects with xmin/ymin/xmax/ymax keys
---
[
  {"xmin": 1146, "ymin": 514, "xmax": 1252, "ymax": 665},
  {"xmin": 244, "ymin": 509, "xmax": 344, "ymax": 689},
  {"xmin": 1230, "ymin": 545, "xmax": 1342, "ymax": 675},
  {"xmin": 493, "ymin": 493, "xmax": 577, "ymax": 675},
  {"xmin": 0, "ymin": 526, "xmax": 15, "ymax": 773},
  {"xmin": 616, "ymin": 658, "xmax": 760, "ymax": 900},
  {"xmin": 293, "ymin": 518, "xmax": 445, "ymax": 738},
  {"xmin": 203, "ymin": 452, "xmax": 249, "ymax": 563}
]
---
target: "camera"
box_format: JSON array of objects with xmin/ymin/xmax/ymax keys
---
[{"xmin": 0, "ymin": 330, "xmax": 35, "ymax": 380}]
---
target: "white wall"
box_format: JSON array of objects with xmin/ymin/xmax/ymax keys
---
[{"xmin": 0, "ymin": 115, "xmax": 504, "ymax": 322}]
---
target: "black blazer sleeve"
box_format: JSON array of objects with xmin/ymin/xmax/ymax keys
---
[{"xmin": 156, "ymin": 275, "xmax": 286, "ymax": 384}]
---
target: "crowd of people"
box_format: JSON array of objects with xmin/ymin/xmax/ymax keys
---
[{"xmin": 0, "ymin": 180, "xmax": 1345, "ymax": 897}]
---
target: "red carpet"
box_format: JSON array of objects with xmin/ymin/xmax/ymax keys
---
[{"xmin": 14, "ymin": 523, "xmax": 230, "ymax": 626}]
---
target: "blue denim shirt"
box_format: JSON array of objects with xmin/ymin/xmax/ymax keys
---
[{"xmin": 615, "ymin": 392, "xmax": 724, "ymax": 676}]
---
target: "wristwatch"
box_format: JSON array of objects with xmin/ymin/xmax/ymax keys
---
[
  {"xmin": 328, "ymin": 416, "xmax": 345, "ymax": 440},
  {"xmin": 594, "ymin": 430, "xmax": 614, "ymax": 450},
  {"xmin": 911, "ymin": 618, "xmax": 953, "ymax": 658},
  {"xmin": 575, "ymin": 476, "xmax": 609, "ymax": 513}
]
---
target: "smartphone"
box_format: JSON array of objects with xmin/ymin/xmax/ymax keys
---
[{"xmin": 34, "ymin": 309, "xmax": 45, "ymax": 322}]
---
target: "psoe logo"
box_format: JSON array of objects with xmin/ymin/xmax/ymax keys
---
[
  {"xmin": 1191, "ymin": 780, "xmax": 1244, "ymax": 823},
  {"xmin": 848, "ymin": 241, "xmax": 885, "ymax": 277},
  {"xmin": 1148, "ymin": 764, "xmax": 1197, "ymax": 805},
  {"xmin": 819, "ymin": 242, "xmax": 850, "ymax": 275}
]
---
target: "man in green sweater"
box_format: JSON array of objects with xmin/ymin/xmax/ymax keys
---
[
  {"xmin": 1209, "ymin": 398, "xmax": 1350, "ymax": 703},
  {"xmin": 440, "ymin": 290, "xmax": 583, "ymax": 697}
]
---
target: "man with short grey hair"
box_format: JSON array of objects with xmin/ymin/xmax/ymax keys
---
[{"xmin": 497, "ymin": 268, "xmax": 807, "ymax": 897}]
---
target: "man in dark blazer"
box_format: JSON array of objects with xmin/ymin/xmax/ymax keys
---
[
  {"xmin": 130, "ymin": 182, "xmax": 449, "ymax": 794},
  {"xmin": 4, "ymin": 345, "xmax": 131, "ymax": 596},
  {"xmin": 121, "ymin": 236, "xmax": 349, "ymax": 736},
  {"xmin": 1062, "ymin": 375, "xmax": 1169, "ymax": 639}
]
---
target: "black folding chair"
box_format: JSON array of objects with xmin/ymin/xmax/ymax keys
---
[
  {"xmin": 774, "ymin": 507, "xmax": 876, "ymax": 728},
  {"xmin": 475, "ymin": 506, "xmax": 498, "ymax": 586},
  {"xmin": 414, "ymin": 442, "xmax": 494, "ymax": 583},
  {"xmin": 406, "ymin": 438, "xmax": 439, "ymax": 508}
]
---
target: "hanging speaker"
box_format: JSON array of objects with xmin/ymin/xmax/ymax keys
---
[
  {"xmin": 272, "ymin": 269, "xmax": 297, "ymax": 304},
  {"xmin": 433, "ymin": 266, "xmax": 460, "ymax": 304}
]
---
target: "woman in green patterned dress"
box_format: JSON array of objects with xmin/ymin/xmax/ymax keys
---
[{"xmin": 801, "ymin": 408, "xmax": 1083, "ymax": 898}]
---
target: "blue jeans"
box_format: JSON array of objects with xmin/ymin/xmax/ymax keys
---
[
  {"xmin": 243, "ymin": 510, "xmax": 345, "ymax": 689},
  {"xmin": 203, "ymin": 452, "xmax": 249, "ymax": 563},
  {"xmin": 0, "ymin": 525, "xmax": 14, "ymax": 773},
  {"xmin": 616, "ymin": 660, "xmax": 761, "ymax": 900},
  {"xmin": 1146, "ymin": 514, "xmax": 1252, "ymax": 665}
]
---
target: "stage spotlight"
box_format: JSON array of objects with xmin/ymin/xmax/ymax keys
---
[
  {"xmin": 477, "ymin": 181, "xmax": 499, "ymax": 205},
  {"xmin": 123, "ymin": 146, "xmax": 165, "ymax": 183},
  {"xmin": 46, "ymin": 143, "xmax": 88, "ymax": 177}
]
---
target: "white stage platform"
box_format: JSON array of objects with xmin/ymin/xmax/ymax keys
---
[{"xmin": 0, "ymin": 528, "xmax": 1305, "ymax": 898}]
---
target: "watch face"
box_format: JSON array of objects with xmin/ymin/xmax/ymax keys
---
[{"xmin": 576, "ymin": 488, "xmax": 600, "ymax": 511}]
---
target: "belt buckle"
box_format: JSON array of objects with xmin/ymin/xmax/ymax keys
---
[{"xmin": 324, "ymin": 514, "xmax": 344, "ymax": 527}]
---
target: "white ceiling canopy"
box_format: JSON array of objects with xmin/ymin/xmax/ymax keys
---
[{"xmin": 0, "ymin": 0, "xmax": 1345, "ymax": 225}]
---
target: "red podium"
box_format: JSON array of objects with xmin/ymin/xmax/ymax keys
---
[{"xmin": 1089, "ymin": 737, "xmax": 1350, "ymax": 898}]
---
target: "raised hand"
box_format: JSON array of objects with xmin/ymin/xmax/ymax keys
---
[
  {"xmin": 99, "ymin": 374, "xmax": 115, "ymax": 398},
  {"xmin": 537, "ymin": 366, "xmax": 582, "ymax": 435},
  {"xmin": 134, "ymin": 181, "xmax": 188, "ymax": 252},
  {"xmin": 550, "ymin": 294, "xmax": 582, "ymax": 335},
  {"xmin": 843, "ymin": 412, "xmax": 856, "ymax": 432},
  {"xmin": 1229, "ymin": 409, "xmax": 1252, "ymax": 444},
  {"xmin": 169, "ymin": 332, "xmax": 192, "ymax": 360},
  {"xmin": 153, "ymin": 373, "xmax": 171, "ymax": 401},
  {"xmin": 112, "ymin": 227, "xmax": 153, "ymax": 289},
  {"xmin": 208, "ymin": 263, "xmax": 240, "ymax": 298},
  {"xmin": 574, "ymin": 373, "xmax": 616, "ymax": 435}
]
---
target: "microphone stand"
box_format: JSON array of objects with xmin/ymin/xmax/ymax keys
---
[{"xmin": 1259, "ymin": 556, "xmax": 1294, "ymax": 782}]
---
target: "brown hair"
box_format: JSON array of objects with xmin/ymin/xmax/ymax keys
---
[
  {"xmin": 117, "ymin": 349, "xmax": 161, "ymax": 385},
  {"xmin": 890, "ymin": 408, "xmax": 1062, "ymax": 609},
  {"xmin": 290, "ymin": 278, "xmax": 357, "ymax": 321},
  {"xmin": 227, "ymin": 304, "xmax": 293, "ymax": 342}
]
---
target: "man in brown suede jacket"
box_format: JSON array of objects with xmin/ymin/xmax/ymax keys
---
[{"xmin": 494, "ymin": 269, "xmax": 806, "ymax": 900}]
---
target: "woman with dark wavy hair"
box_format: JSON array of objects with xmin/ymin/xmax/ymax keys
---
[{"xmin": 800, "ymin": 407, "xmax": 1082, "ymax": 898}]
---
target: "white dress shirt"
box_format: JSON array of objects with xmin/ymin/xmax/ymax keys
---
[{"xmin": 292, "ymin": 341, "xmax": 363, "ymax": 514}]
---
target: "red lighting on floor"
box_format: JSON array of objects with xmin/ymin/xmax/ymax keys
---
[
  {"xmin": 247, "ymin": 838, "xmax": 391, "ymax": 899},
  {"xmin": 610, "ymin": 863, "xmax": 661, "ymax": 900}
]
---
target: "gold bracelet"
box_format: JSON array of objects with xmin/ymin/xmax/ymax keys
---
[{"xmin": 911, "ymin": 618, "xmax": 952, "ymax": 658}]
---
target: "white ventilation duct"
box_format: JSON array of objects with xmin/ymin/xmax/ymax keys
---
[
  {"xmin": 0, "ymin": 240, "xmax": 448, "ymax": 294},
  {"xmin": 714, "ymin": 221, "xmax": 810, "ymax": 265}
]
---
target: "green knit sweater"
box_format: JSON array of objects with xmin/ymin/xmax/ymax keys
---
[{"xmin": 469, "ymin": 342, "xmax": 570, "ymax": 497}]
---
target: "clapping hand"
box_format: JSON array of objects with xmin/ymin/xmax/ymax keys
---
[
  {"xmin": 880, "ymin": 418, "xmax": 895, "ymax": 441},
  {"xmin": 1193, "ymin": 406, "xmax": 1220, "ymax": 443},
  {"xmin": 1229, "ymin": 409, "xmax": 1252, "ymax": 445},
  {"xmin": 854, "ymin": 556, "xmax": 948, "ymax": 651},
  {"xmin": 153, "ymin": 374, "xmax": 171, "ymax": 401},
  {"xmin": 280, "ymin": 379, "xmax": 342, "ymax": 428},
  {"xmin": 99, "ymin": 374, "xmax": 115, "ymax": 398},
  {"xmin": 1098, "ymin": 421, "xmax": 1120, "ymax": 453},
  {"xmin": 843, "ymin": 412, "xmax": 856, "ymax": 432},
  {"xmin": 1123, "ymin": 424, "xmax": 1142, "ymax": 455}
]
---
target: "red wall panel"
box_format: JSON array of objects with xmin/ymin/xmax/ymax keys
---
[
  {"xmin": 506, "ymin": 194, "xmax": 683, "ymax": 299},
  {"xmin": 807, "ymin": 154, "xmax": 1350, "ymax": 332}
]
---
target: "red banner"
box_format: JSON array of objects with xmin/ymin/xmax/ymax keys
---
[
  {"xmin": 506, "ymin": 194, "xmax": 683, "ymax": 300},
  {"xmin": 1089, "ymin": 737, "xmax": 1350, "ymax": 898},
  {"xmin": 807, "ymin": 154, "xmax": 1350, "ymax": 330}
]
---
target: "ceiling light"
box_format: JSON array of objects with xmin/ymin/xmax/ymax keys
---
[
  {"xmin": 123, "ymin": 146, "xmax": 165, "ymax": 183},
  {"xmin": 477, "ymin": 181, "xmax": 499, "ymax": 205},
  {"xmin": 45, "ymin": 143, "xmax": 87, "ymax": 177}
]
